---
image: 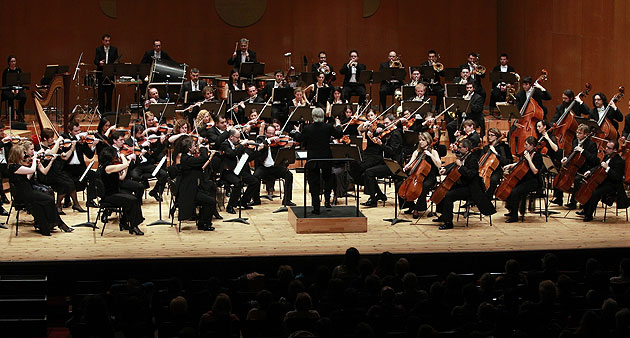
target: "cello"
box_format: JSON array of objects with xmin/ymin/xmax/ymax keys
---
[
  {"xmin": 622, "ymin": 139, "xmax": 630, "ymax": 184},
  {"xmin": 430, "ymin": 150, "xmax": 474, "ymax": 205},
  {"xmin": 509, "ymin": 69, "xmax": 548, "ymax": 156},
  {"xmin": 575, "ymin": 166, "xmax": 608, "ymax": 205},
  {"xmin": 552, "ymin": 83, "xmax": 591, "ymax": 155},
  {"xmin": 478, "ymin": 134, "xmax": 505, "ymax": 191},
  {"xmin": 594, "ymin": 86, "xmax": 624, "ymax": 157},
  {"xmin": 494, "ymin": 151, "xmax": 535, "ymax": 201},
  {"xmin": 552, "ymin": 136, "xmax": 589, "ymax": 193},
  {"xmin": 398, "ymin": 151, "xmax": 432, "ymax": 202}
]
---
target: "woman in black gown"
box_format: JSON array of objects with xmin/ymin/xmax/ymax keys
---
[{"xmin": 7, "ymin": 143, "xmax": 73, "ymax": 236}]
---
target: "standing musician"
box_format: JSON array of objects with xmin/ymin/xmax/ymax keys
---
[
  {"xmin": 140, "ymin": 39, "xmax": 174, "ymax": 64},
  {"xmin": 94, "ymin": 34, "xmax": 118, "ymax": 112},
  {"xmin": 7, "ymin": 143, "xmax": 73, "ymax": 236},
  {"xmin": 403, "ymin": 132, "xmax": 441, "ymax": 218},
  {"xmin": 460, "ymin": 52, "xmax": 486, "ymax": 101},
  {"xmin": 311, "ymin": 51, "xmax": 336, "ymax": 84},
  {"xmin": 2, "ymin": 55, "xmax": 27, "ymax": 121},
  {"xmin": 420, "ymin": 50, "xmax": 445, "ymax": 109},
  {"xmin": 580, "ymin": 140, "xmax": 630, "ymax": 222},
  {"xmin": 379, "ymin": 51, "xmax": 404, "ymax": 112},
  {"xmin": 561, "ymin": 123, "xmax": 599, "ymax": 210},
  {"xmin": 589, "ymin": 92, "xmax": 623, "ymax": 131},
  {"xmin": 340, "ymin": 50, "xmax": 367, "ymax": 105},
  {"xmin": 433, "ymin": 139, "xmax": 495, "ymax": 230},
  {"xmin": 125, "ymin": 124, "xmax": 167, "ymax": 202},
  {"xmin": 515, "ymin": 76, "xmax": 552, "ymax": 120},
  {"xmin": 489, "ymin": 53, "xmax": 515, "ymax": 114},
  {"xmin": 291, "ymin": 108, "xmax": 343, "ymax": 214},
  {"xmin": 110, "ymin": 131, "xmax": 146, "ymax": 205},
  {"xmin": 447, "ymin": 82, "xmax": 484, "ymax": 144},
  {"xmin": 97, "ymin": 146, "xmax": 145, "ymax": 235},
  {"xmin": 551, "ymin": 89, "xmax": 589, "ymax": 124},
  {"xmin": 305, "ymin": 73, "xmax": 328, "ymax": 106},
  {"xmin": 227, "ymin": 69, "xmax": 246, "ymax": 92},
  {"xmin": 361, "ymin": 114, "xmax": 403, "ymax": 207},
  {"xmin": 219, "ymin": 129, "xmax": 262, "ymax": 214},
  {"xmin": 502, "ymin": 136, "xmax": 544, "ymax": 223},
  {"xmin": 61, "ymin": 120, "xmax": 99, "ymax": 209},
  {"xmin": 481, "ymin": 128, "xmax": 512, "ymax": 199},
  {"xmin": 354, "ymin": 109, "xmax": 385, "ymax": 181},
  {"xmin": 180, "ymin": 68, "xmax": 207, "ymax": 100},
  {"xmin": 228, "ymin": 38, "xmax": 257, "ymax": 69},
  {"xmin": 253, "ymin": 124, "xmax": 296, "ymax": 207}
]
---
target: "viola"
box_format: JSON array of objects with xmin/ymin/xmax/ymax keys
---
[
  {"xmin": 510, "ymin": 69, "xmax": 548, "ymax": 156},
  {"xmin": 552, "ymin": 83, "xmax": 591, "ymax": 155},
  {"xmin": 3, "ymin": 136, "xmax": 28, "ymax": 144}
]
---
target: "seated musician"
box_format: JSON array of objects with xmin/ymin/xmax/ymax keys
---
[
  {"xmin": 194, "ymin": 110, "xmax": 215, "ymax": 139},
  {"xmin": 331, "ymin": 106, "xmax": 359, "ymax": 201},
  {"xmin": 186, "ymin": 86, "xmax": 217, "ymax": 127},
  {"xmin": 408, "ymin": 68, "xmax": 421, "ymax": 86},
  {"xmin": 481, "ymin": 128, "xmax": 512, "ymax": 199},
  {"xmin": 453, "ymin": 68, "xmax": 472, "ymax": 85},
  {"xmin": 7, "ymin": 143, "xmax": 73, "ymax": 236},
  {"xmin": 292, "ymin": 87, "xmax": 310, "ymax": 107},
  {"xmin": 489, "ymin": 53, "xmax": 515, "ymax": 114},
  {"xmin": 516, "ymin": 76, "xmax": 552, "ymax": 120},
  {"xmin": 580, "ymin": 140, "xmax": 630, "ymax": 222},
  {"xmin": 261, "ymin": 70, "xmax": 289, "ymax": 122},
  {"xmin": 144, "ymin": 87, "xmax": 167, "ymax": 110},
  {"xmin": 219, "ymin": 129, "xmax": 262, "ymax": 214},
  {"xmin": 98, "ymin": 146, "xmax": 145, "ymax": 235},
  {"xmin": 434, "ymin": 139, "xmax": 495, "ymax": 230},
  {"xmin": 0, "ymin": 125, "xmax": 13, "ymax": 213},
  {"xmin": 110, "ymin": 131, "xmax": 146, "ymax": 205},
  {"xmin": 361, "ymin": 113, "xmax": 404, "ymax": 207},
  {"xmin": 207, "ymin": 115, "xmax": 230, "ymax": 151},
  {"xmin": 460, "ymin": 52, "xmax": 486, "ymax": 101},
  {"xmin": 2, "ymin": 55, "xmax": 27, "ymax": 122},
  {"xmin": 490, "ymin": 82, "xmax": 509, "ymax": 114},
  {"xmin": 420, "ymin": 50, "xmax": 445, "ymax": 107},
  {"xmin": 411, "ymin": 83, "xmax": 432, "ymax": 107},
  {"xmin": 94, "ymin": 118, "xmax": 116, "ymax": 155},
  {"xmin": 447, "ymin": 83, "xmax": 484, "ymax": 143},
  {"xmin": 140, "ymin": 39, "xmax": 173, "ymax": 64},
  {"xmin": 379, "ymin": 51, "xmax": 404, "ymax": 111},
  {"xmin": 232, "ymin": 84, "xmax": 265, "ymax": 123},
  {"xmin": 340, "ymin": 50, "xmax": 367, "ymax": 105},
  {"xmin": 450, "ymin": 119, "xmax": 481, "ymax": 154},
  {"xmin": 305, "ymin": 73, "xmax": 328, "ymax": 106},
  {"xmin": 551, "ymin": 89, "xmax": 589, "ymax": 124},
  {"xmin": 228, "ymin": 38, "xmax": 257, "ymax": 69},
  {"xmin": 180, "ymin": 67, "xmax": 206, "ymax": 98},
  {"xmin": 501, "ymin": 138, "xmax": 544, "ymax": 223},
  {"xmin": 562, "ymin": 123, "xmax": 599, "ymax": 210},
  {"xmin": 253, "ymin": 124, "xmax": 295, "ymax": 207},
  {"xmin": 403, "ymin": 132, "xmax": 441, "ymax": 218},
  {"xmin": 125, "ymin": 124, "xmax": 167, "ymax": 202},
  {"xmin": 589, "ymin": 92, "xmax": 623, "ymax": 131},
  {"xmin": 228, "ymin": 68, "xmax": 245, "ymax": 92},
  {"xmin": 177, "ymin": 136, "xmax": 219, "ymax": 230},
  {"xmin": 168, "ymin": 119, "xmax": 190, "ymax": 145},
  {"xmin": 326, "ymin": 87, "xmax": 347, "ymax": 117},
  {"xmin": 311, "ymin": 51, "xmax": 336, "ymax": 84},
  {"xmin": 532, "ymin": 120, "xmax": 563, "ymax": 205},
  {"xmin": 61, "ymin": 120, "xmax": 99, "ymax": 209}
]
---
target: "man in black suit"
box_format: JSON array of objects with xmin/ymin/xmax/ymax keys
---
[
  {"xmin": 339, "ymin": 50, "xmax": 367, "ymax": 105},
  {"xmin": 515, "ymin": 76, "xmax": 552, "ymax": 120},
  {"xmin": 140, "ymin": 39, "xmax": 174, "ymax": 64},
  {"xmin": 589, "ymin": 92, "xmax": 623, "ymax": 131},
  {"xmin": 61, "ymin": 120, "xmax": 99, "ymax": 209},
  {"xmin": 550, "ymin": 89, "xmax": 590, "ymax": 124},
  {"xmin": 253, "ymin": 124, "xmax": 295, "ymax": 207},
  {"xmin": 561, "ymin": 124, "xmax": 600, "ymax": 210},
  {"xmin": 378, "ymin": 51, "xmax": 403, "ymax": 111},
  {"xmin": 311, "ymin": 51, "xmax": 336, "ymax": 84},
  {"xmin": 261, "ymin": 70, "xmax": 290, "ymax": 123},
  {"xmin": 144, "ymin": 87, "xmax": 167, "ymax": 110},
  {"xmin": 434, "ymin": 138, "xmax": 496, "ymax": 229},
  {"xmin": 231, "ymin": 83, "xmax": 265, "ymax": 123},
  {"xmin": 446, "ymin": 83, "xmax": 484, "ymax": 143},
  {"xmin": 228, "ymin": 38, "xmax": 257, "ymax": 71},
  {"xmin": 291, "ymin": 108, "xmax": 343, "ymax": 214},
  {"xmin": 219, "ymin": 129, "xmax": 261, "ymax": 214},
  {"xmin": 419, "ymin": 49, "xmax": 445, "ymax": 110},
  {"xmin": 489, "ymin": 53, "xmax": 516, "ymax": 113},
  {"xmin": 94, "ymin": 34, "xmax": 119, "ymax": 112},
  {"xmin": 179, "ymin": 67, "xmax": 206, "ymax": 101},
  {"xmin": 460, "ymin": 52, "xmax": 486, "ymax": 101}
]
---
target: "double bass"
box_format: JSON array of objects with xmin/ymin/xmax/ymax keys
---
[
  {"xmin": 510, "ymin": 69, "xmax": 548, "ymax": 156},
  {"xmin": 552, "ymin": 83, "xmax": 591, "ymax": 155},
  {"xmin": 594, "ymin": 86, "xmax": 624, "ymax": 156}
]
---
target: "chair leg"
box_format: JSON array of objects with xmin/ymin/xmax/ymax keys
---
[
  {"xmin": 15, "ymin": 209, "xmax": 19, "ymax": 236},
  {"xmin": 603, "ymin": 204, "xmax": 607, "ymax": 223},
  {"xmin": 178, "ymin": 220, "xmax": 182, "ymax": 232},
  {"xmin": 6, "ymin": 202, "xmax": 13, "ymax": 225}
]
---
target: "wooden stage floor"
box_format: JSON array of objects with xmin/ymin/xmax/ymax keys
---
[{"xmin": 1, "ymin": 172, "xmax": 629, "ymax": 263}]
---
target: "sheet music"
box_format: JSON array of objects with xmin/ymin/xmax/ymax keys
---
[{"xmin": 234, "ymin": 153, "xmax": 250, "ymax": 176}]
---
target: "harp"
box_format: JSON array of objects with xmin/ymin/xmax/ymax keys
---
[{"xmin": 33, "ymin": 72, "xmax": 70, "ymax": 135}]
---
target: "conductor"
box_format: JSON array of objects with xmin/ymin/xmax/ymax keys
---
[{"xmin": 291, "ymin": 108, "xmax": 342, "ymax": 214}]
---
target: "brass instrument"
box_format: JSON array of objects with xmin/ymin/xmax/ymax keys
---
[
  {"xmin": 471, "ymin": 57, "xmax": 486, "ymax": 75},
  {"xmin": 318, "ymin": 62, "xmax": 331, "ymax": 75},
  {"xmin": 350, "ymin": 61, "xmax": 358, "ymax": 67},
  {"xmin": 391, "ymin": 55, "xmax": 404, "ymax": 69},
  {"xmin": 432, "ymin": 54, "xmax": 444, "ymax": 72},
  {"xmin": 506, "ymin": 84, "xmax": 517, "ymax": 104}
]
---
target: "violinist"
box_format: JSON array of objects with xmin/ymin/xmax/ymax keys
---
[
  {"xmin": 433, "ymin": 139, "xmax": 495, "ymax": 230},
  {"xmin": 356, "ymin": 109, "xmax": 385, "ymax": 180},
  {"xmin": 94, "ymin": 118, "xmax": 115, "ymax": 155},
  {"xmin": 97, "ymin": 146, "xmax": 145, "ymax": 235},
  {"xmin": 110, "ymin": 131, "xmax": 146, "ymax": 205},
  {"xmin": 241, "ymin": 110, "xmax": 264, "ymax": 136},
  {"xmin": 7, "ymin": 143, "xmax": 73, "ymax": 236},
  {"xmin": 482, "ymin": 128, "xmax": 512, "ymax": 199},
  {"xmin": 304, "ymin": 73, "xmax": 328, "ymax": 106},
  {"xmin": 61, "ymin": 120, "xmax": 98, "ymax": 209},
  {"xmin": 125, "ymin": 124, "xmax": 167, "ymax": 202},
  {"xmin": 562, "ymin": 123, "xmax": 599, "ymax": 210},
  {"xmin": 227, "ymin": 68, "xmax": 245, "ymax": 93},
  {"xmin": 580, "ymin": 141, "xmax": 629, "ymax": 222},
  {"xmin": 516, "ymin": 76, "xmax": 552, "ymax": 120},
  {"xmin": 167, "ymin": 119, "xmax": 190, "ymax": 145},
  {"xmin": 219, "ymin": 129, "xmax": 262, "ymax": 214},
  {"xmin": 589, "ymin": 92, "xmax": 623, "ymax": 131},
  {"xmin": 403, "ymin": 132, "xmax": 441, "ymax": 218},
  {"xmin": 551, "ymin": 89, "xmax": 589, "ymax": 124},
  {"xmin": 502, "ymin": 136, "xmax": 544, "ymax": 222},
  {"xmin": 379, "ymin": 51, "xmax": 404, "ymax": 111},
  {"xmin": 253, "ymin": 125, "xmax": 295, "ymax": 207},
  {"xmin": 450, "ymin": 119, "xmax": 480, "ymax": 152},
  {"xmin": 339, "ymin": 105, "xmax": 360, "ymax": 136},
  {"xmin": 0, "ymin": 125, "xmax": 13, "ymax": 210},
  {"xmin": 361, "ymin": 113, "xmax": 403, "ymax": 208},
  {"xmin": 340, "ymin": 50, "xmax": 366, "ymax": 105},
  {"xmin": 185, "ymin": 86, "xmax": 217, "ymax": 126},
  {"xmin": 194, "ymin": 110, "xmax": 215, "ymax": 139},
  {"xmin": 206, "ymin": 115, "xmax": 230, "ymax": 152}
]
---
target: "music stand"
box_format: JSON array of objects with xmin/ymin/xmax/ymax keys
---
[
  {"xmin": 575, "ymin": 117, "xmax": 600, "ymax": 131},
  {"xmin": 231, "ymin": 90, "xmax": 249, "ymax": 105},
  {"xmin": 358, "ymin": 70, "xmax": 374, "ymax": 100},
  {"xmin": 315, "ymin": 87, "xmax": 332, "ymax": 106},
  {"xmin": 402, "ymin": 86, "xmax": 416, "ymax": 100},
  {"xmin": 444, "ymin": 97, "xmax": 470, "ymax": 121},
  {"xmin": 496, "ymin": 102, "xmax": 519, "ymax": 120},
  {"xmin": 224, "ymin": 153, "xmax": 250, "ymax": 224},
  {"xmin": 331, "ymin": 103, "xmax": 356, "ymax": 119},
  {"xmin": 150, "ymin": 85, "xmax": 181, "ymax": 102},
  {"xmin": 73, "ymin": 161, "xmax": 98, "ymax": 229},
  {"xmin": 403, "ymin": 130, "xmax": 420, "ymax": 148},
  {"xmin": 300, "ymin": 72, "xmax": 315, "ymax": 84},
  {"xmin": 443, "ymin": 68, "xmax": 461, "ymax": 82},
  {"xmin": 349, "ymin": 135, "xmax": 363, "ymax": 151},
  {"xmin": 200, "ymin": 101, "xmax": 227, "ymax": 117},
  {"xmin": 41, "ymin": 65, "xmax": 69, "ymax": 85},
  {"xmin": 402, "ymin": 101, "xmax": 432, "ymax": 116},
  {"xmin": 445, "ymin": 84, "xmax": 466, "ymax": 98},
  {"xmin": 4, "ymin": 72, "xmax": 31, "ymax": 89},
  {"xmin": 239, "ymin": 62, "xmax": 265, "ymax": 82},
  {"xmin": 383, "ymin": 158, "xmax": 410, "ymax": 225},
  {"xmin": 184, "ymin": 91, "xmax": 203, "ymax": 104},
  {"xmin": 288, "ymin": 106, "xmax": 312, "ymax": 123},
  {"xmin": 490, "ymin": 71, "xmax": 518, "ymax": 85},
  {"xmin": 272, "ymin": 147, "xmax": 297, "ymax": 213},
  {"xmin": 244, "ymin": 103, "xmax": 267, "ymax": 117},
  {"xmin": 147, "ymin": 156, "xmax": 171, "ymax": 226},
  {"xmin": 148, "ymin": 103, "xmax": 176, "ymax": 122},
  {"xmin": 272, "ymin": 87, "xmax": 293, "ymax": 105}
]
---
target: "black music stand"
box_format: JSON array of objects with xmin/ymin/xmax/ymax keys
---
[
  {"xmin": 244, "ymin": 103, "xmax": 267, "ymax": 117},
  {"xmin": 420, "ymin": 66, "xmax": 437, "ymax": 82},
  {"xmin": 496, "ymin": 102, "xmax": 519, "ymax": 120},
  {"xmin": 148, "ymin": 103, "xmax": 176, "ymax": 122},
  {"xmin": 445, "ymin": 84, "xmax": 467, "ymax": 98},
  {"xmin": 349, "ymin": 135, "xmax": 363, "ymax": 152},
  {"xmin": 403, "ymin": 130, "xmax": 420, "ymax": 148},
  {"xmin": 314, "ymin": 87, "xmax": 332, "ymax": 107},
  {"xmin": 272, "ymin": 87, "xmax": 293, "ymax": 105},
  {"xmin": 289, "ymin": 106, "xmax": 312, "ymax": 122},
  {"xmin": 490, "ymin": 71, "xmax": 518, "ymax": 85},
  {"xmin": 575, "ymin": 117, "xmax": 600, "ymax": 131},
  {"xmin": 443, "ymin": 68, "xmax": 461, "ymax": 83},
  {"xmin": 331, "ymin": 103, "xmax": 357, "ymax": 119},
  {"xmin": 300, "ymin": 72, "xmax": 315, "ymax": 84},
  {"xmin": 358, "ymin": 70, "xmax": 374, "ymax": 100},
  {"xmin": 41, "ymin": 65, "xmax": 69, "ymax": 85},
  {"xmin": 383, "ymin": 158, "xmax": 410, "ymax": 225},
  {"xmin": 150, "ymin": 85, "xmax": 181, "ymax": 102},
  {"xmin": 231, "ymin": 90, "xmax": 249, "ymax": 105},
  {"xmin": 146, "ymin": 156, "xmax": 171, "ymax": 226},
  {"xmin": 272, "ymin": 148, "xmax": 297, "ymax": 213},
  {"xmin": 183, "ymin": 91, "xmax": 203, "ymax": 104},
  {"xmin": 73, "ymin": 161, "xmax": 98, "ymax": 229},
  {"xmin": 402, "ymin": 101, "xmax": 432, "ymax": 116},
  {"xmin": 3, "ymin": 73, "xmax": 30, "ymax": 121},
  {"xmin": 378, "ymin": 68, "xmax": 406, "ymax": 83},
  {"xmin": 240, "ymin": 62, "xmax": 265, "ymax": 82},
  {"xmin": 224, "ymin": 154, "xmax": 251, "ymax": 225},
  {"xmin": 402, "ymin": 86, "xmax": 416, "ymax": 100},
  {"xmin": 200, "ymin": 101, "xmax": 227, "ymax": 117}
]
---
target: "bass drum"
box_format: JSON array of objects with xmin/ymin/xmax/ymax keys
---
[
  {"xmin": 216, "ymin": 77, "xmax": 229, "ymax": 100},
  {"xmin": 148, "ymin": 59, "xmax": 187, "ymax": 84}
]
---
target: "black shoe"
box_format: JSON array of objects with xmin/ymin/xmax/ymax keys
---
[
  {"xmin": 432, "ymin": 217, "xmax": 444, "ymax": 222},
  {"xmin": 576, "ymin": 210, "xmax": 585, "ymax": 216},
  {"xmin": 361, "ymin": 198, "xmax": 377, "ymax": 207},
  {"xmin": 583, "ymin": 216, "xmax": 593, "ymax": 222},
  {"xmin": 565, "ymin": 203, "xmax": 577, "ymax": 210},
  {"xmin": 505, "ymin": 217, "xmax": 519, "ymax": 223},
  {"xmin": 413, "ymin": 211, "xmax": 420, "ymax": 219},
  {"xmin": 198, "ymin": 223, "xmax": 215, "ymax": 231},
  {"xmin": 213, "ymin": 212, "xmax": 223, "ymax": 220},
  {"xmin": 129, "ymin": 226, "xmax": 144, "ymax": 235},
  {"xmin": 59, "ymin": 223, "xmax": 74, "ymax": 232},
  {"xmin": 550, "ymin": 198, "xmax": 563, "ymax": 205},
  {"xmin": 149, "ymin": 190, "xmax": 163, "ymax": 202},
  {"xmin": 249, "ymin": 200, "xmax": 262, "ymax": 206},
  {"xmin": 63, "ymin": 199, "xmax": 71, "ymax": 208},
  {"xmin": 72, "ymin": 205, "xmax": 87, "ymax": 213},
  {"xmin": 376, "ymin": 193, "xmax": 388, "ymax": 202},
  {"xmin": 325, "ymin": 201, "xmax": 332, "ymax": 209},
  {"xmin": 240, "ymin": 204, "xmax": 253, "ymax": 210},
  {"xmin": 119, "ymin": 221, "xmax": 129, "ymax": 231},
  {"xmin": 0, "ymin": 195, "xmax": 9, "ymax": 204},
  {"xmin": 57, "ymin": 209, "xmax": 66, "ymax": 216},
  {"xmin": 404, "ymin": 208, "xmax": 414, "ymax": 215},
  {"xmin": 311, "ymin": 209, "xmax": 321, "ymax": 215},
  {"xmin": 439, "ymin": 222, "xmax": 453, "ymax": 230},
  {"xmin": 226, "ymin": 206, "xmax": 236, "ymax": 214},
  {"xmin": 0, "ymin": 207, "xmax": 8, "ymax": 217},
  {"xmin": 40, "ymin": 227, "xmax": 51, "ymax": 236},
  {"xmin": 504, "ymin": 213, "xmax": 512, "ymax": 217},
  {"xmin": 86, "ymin": 200, "xmax": 99, "ymax": 208},
  {"xmin": 284, "ymin": 201, "xmax": 296, "ymax": 207}
]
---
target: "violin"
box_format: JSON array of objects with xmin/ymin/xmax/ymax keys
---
[
  {"xmin": 3, "ymin": 136, "xmax": 28, "ymax": 144},
  {"xmin": 120, "ymin": 144, "xmax": 141, "ymax": 157},
  {"xmin": 269, "ymin": 135, "xmax": 292, "ymax": 147},
  {"xmin": 157, "ymin": 124, "xmax": 173, "ymax": 134}
]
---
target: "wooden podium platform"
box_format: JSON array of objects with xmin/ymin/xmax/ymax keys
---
[{"xmin": 288, "ymin": 206, "xmax": 367, "ymax": 234}]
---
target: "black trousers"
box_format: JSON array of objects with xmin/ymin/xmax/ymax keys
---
[
  {"xmin": 307, "ymin": 162, "xmax": 333, "ymax": 210},
  {"xmin": 583, "ymin": 184, "xmax": 617, "ymax": 218},
  {"xmin": 129, "ymin": 163, "xmax": 167, "ymax": 195},
  {"xmin": 1, "ymin": 89, "xmax": 26, "ymax": 120},
  {"xmin": 65, "ymin": 165, "xmax": 97, "ymax": 201},
  {"xmin": 414, "ymin": 175, "xmax": 437, "ymax": 211},
  {"xmin": 222, "ymin": 167, "xmax": 260, "ymax": 207},
  {"xmin": 379, "ymin": 82, "xmax": 398, "ymax": 111},
  {"xmin": 363, "ymin": 164, "xmax": 391, "ymax": 197},
  {"xmin": 253, "ymin": 165, "xmax": 293, "ymax": 204},
  {"xmin": 98, "ymin": 81, "xmax": 114, "ymax": 112},
  {"xmin": 195, "ymin": 190, "xmax": 217, "ymax": 225},
  {"xmin": 505, "ymin": 179, "xmax": 539, "ymax": 217},
  {"xmin": 485, "ymin": 170, "xmax": 503, "ymax": 199},
  {"xmin": 119, "ymin": 179, "xmax": 145, "ymax": 206},
  {"xmin": 342, "ymin": 83, "xmax": 366, "ymax": 105},
  {"xmin": 436, "ymin": 186, "xmax": 472, "ymax": 223},
  {"xmin": 102, "ymin": 192, "xmax": 144, "ymax": 228},
  {"xmin": 427, "ymin": 84, "xmax": 445, "ymax": 111}
]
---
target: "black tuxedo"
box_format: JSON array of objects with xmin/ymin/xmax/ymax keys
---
[
  {"xmin": 551, "ymin": 100, "xmax": 590, "ymax": 124},
  {"xmin": 583, "ymin": 153, "xmax": 630, "ymax": 218},
  {"xmin": 253, "ymin": 143, "xmax": 294, "ymax": 204},
  {"xmin": 490, "ymin": 65, "xmax": 516, "ymax": 85},
  {"xmin": 206, "ymin": 127, "xmax": 230, "ymax": 150},
  {"xmin": 339, "ymin": 62, "xmax": 367, "ymax": 104},
  {"xmin": 140, "ymin": 50, "xmax": 173, "ymax": 64},
  {"xmin": 446, "ymin": 93, "xmax": 485, "ymax": 143},
  {"xmin": 311, "ymin": 63, "xmax": 336, "ymax": 84},
  {"xmin": 180, "ymin": 80, "xmax": 207, "ymax": 98},
  {"xmin": 589, "ymin": 107, "xmax": 623, "ymax": 131},
  {"xmin": 219, "ymin": 139, "xmax": 260, "ymax": 207},
  {"xmin": 227, "ymin": 49, "xmax": 257, "ymax": 70},
  {"xmin": 378, "ymin": 61, "xmax": 405, "ymax": 111},
  {"xmin": 94, "ymin": 45, "xmax": 119, "ymax": 112},
  {"xmin": 516, "ymin": 88, "xmax": 552, "ymax": 120}
]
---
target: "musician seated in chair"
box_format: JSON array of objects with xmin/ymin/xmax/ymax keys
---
[
  {"xmin": 220, "ymin": 129, "xmax": 262, "ymax": 214},
  {"xmin": 551, "ymin": 89, "xmax": 589, "ymax": 124},
  {"xmin": 449, "ymin": 119, "xmax": 480, "ymax": 153},
  {"xmin": 562, "ymin": 124, "xmax": 599, "ymax": 210},
  {"xmin": 379, "ymin": 51, "xmax": 404, "ymax": 112},
  {"xmin": 144, "ymin": 87, "xmax": 167, "ymax": 110},
  {"xmin": 502, "ymin": 136, "xmax": 543, "ymax": 223},
  {"xmin": 402, "ymin": 132, "xmax": 441, "ymax": 218},
  {"xmin": 253, "ymin": 124, "xmax": 295, "ymax": 207},
  {"xmin": 125, "ymin": 124, "xmax": 168, "ymax": 202},
  {"xmin": 579, "ymin": 140, "xmax": 630, "ymax": 222},
  {"xmin": 481, "ymin": 128, "xmax": 512, "ymax": 199},
  {"xmin": 433, "ymin": 139, "xmax": 496, "ymax": 229},
  {"xmin": 447, "ymin": 83, "xmax": 483, "ymax": 144}
]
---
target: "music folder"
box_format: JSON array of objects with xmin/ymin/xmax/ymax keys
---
[
  {"xmin": 444, "ymin": 97, "xmax": 470, "ymax": 115},
  {"xmin": 358, "ymin": 70, "xmax": 373, "ymax": 85},
  {"xmin": 272, "ymin": 87, "xmax": 293, "ymax": 104},
  {"xmin": 402, "ymin": 86, "xmax": 416, "ymax": 101},
  {"xmin": 4, "ymin": 72, "xmax": 31, "ymax": 89},
  {"xmin": 199, "ymin": 101, "xmax": 227, "ymax": 117},
  {"xmin": 445, "ymin": 84, "xmax": 467, "ymax": 98},
  {"xmin": 420, "ymin": 66, "xmax": 436, "ymax": 81},
  {"xmin": 240, "ymin": 62, "xmax": 265, "ymax": 79},
  {"xmin": 443, "ymin": 68, "xmax": 461, "ymax": 82},
  {"xmin": 401, "ymin": 101, "xmax": 432, "ymax": 116},
  {"xmin": 274, "ymin": 147, "xmax": 296, "ymax": 167}
]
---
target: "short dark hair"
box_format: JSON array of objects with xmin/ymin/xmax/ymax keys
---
[
  {"xmin": 101, "ymin": 34, "xmax": 111, "ymax": 40},
  {"xmin": 468, "ymin": 52, "xmax": 479, "ymax": 58},
  {"xmin": 274, "ymin": 69, "xmax": 283, "ymax": 76},
  {"xmin": 318, "ymin": 51, "xmax": 326, "ymax": 57},
  {"xmin": 428, "ymin": 49, "xmax": 437, "ymax": 55},
  {"xmin": 349, "ymin": 49, "xmax": 359, "ymax": 56},
  {"xmin": 68, "ymin": 120, "xmax": 80, "ymax": 130},
  {"xmin": 7, "ymin": 55, "xmax": 15, "ymax": 64},
  {"xmin": 190, "ymin": 68, "xmax": 199, "ymax": 74},
  {"xmin": 562, "ymin": 89, "xmax": 575, "ymax": 100},
  {"xmin": 500, "ymin": 53, "xmax": 509, "ymax": 58},
  {"xmin": 41, "ymin": 128, "xmax": 55, "ymax": 140},
  {"xmin": 153, "ymin": 39, "xmax": 161, "ymax": 45},
  {"xmin": 522, "ymin": 76, "xmax": 533, "ymax": 85},
  {"xmin": 111, "ymin": 130, "xmax": 126, "ymax": 140},
  {"xmin": 460, "ymin": 139, "xmax": 473, "ymax": 150}
]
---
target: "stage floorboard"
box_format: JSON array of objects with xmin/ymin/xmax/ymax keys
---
[{"xmin": 2, "ymin": 172, "xmax": 629, "ymax": 263}]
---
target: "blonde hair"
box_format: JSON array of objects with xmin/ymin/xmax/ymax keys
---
[
  {"xmin": 414, "ymin": 83, "xmax": 426, "ymax": 92},
  {"xmin": 194, "ymin": 110, "xmax": 212, "ymax": 130},
  {"xmin": 8, "ymin": 143, "xmax": 26, "ymax": 164},
  {"xmin": 417, "ymin": 132, "xmax": 433, "ymax": 150}
]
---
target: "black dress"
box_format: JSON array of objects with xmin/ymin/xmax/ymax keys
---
[
  {"xmin": 100, "ymin": 168, "xmax": 144, "ymax": 228},
  {"xmin": 8, "ymin": 163, "xmax": 64, "ymax": 232},
  {"xmin": 36, "ymin": 145, "xmax": 75, "ymax": 195}
]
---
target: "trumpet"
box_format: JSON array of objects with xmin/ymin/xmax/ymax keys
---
[
  {"xmin": 318, "ymin": 62, "xmax": 331, "ymax": 75},
  {"xmin": 349, "ymin": 60, "xmax": 357, "ymax": 67},
  {"xmin": 432, "ymin": 54, "xmax": 444, "ymax": 72}
]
